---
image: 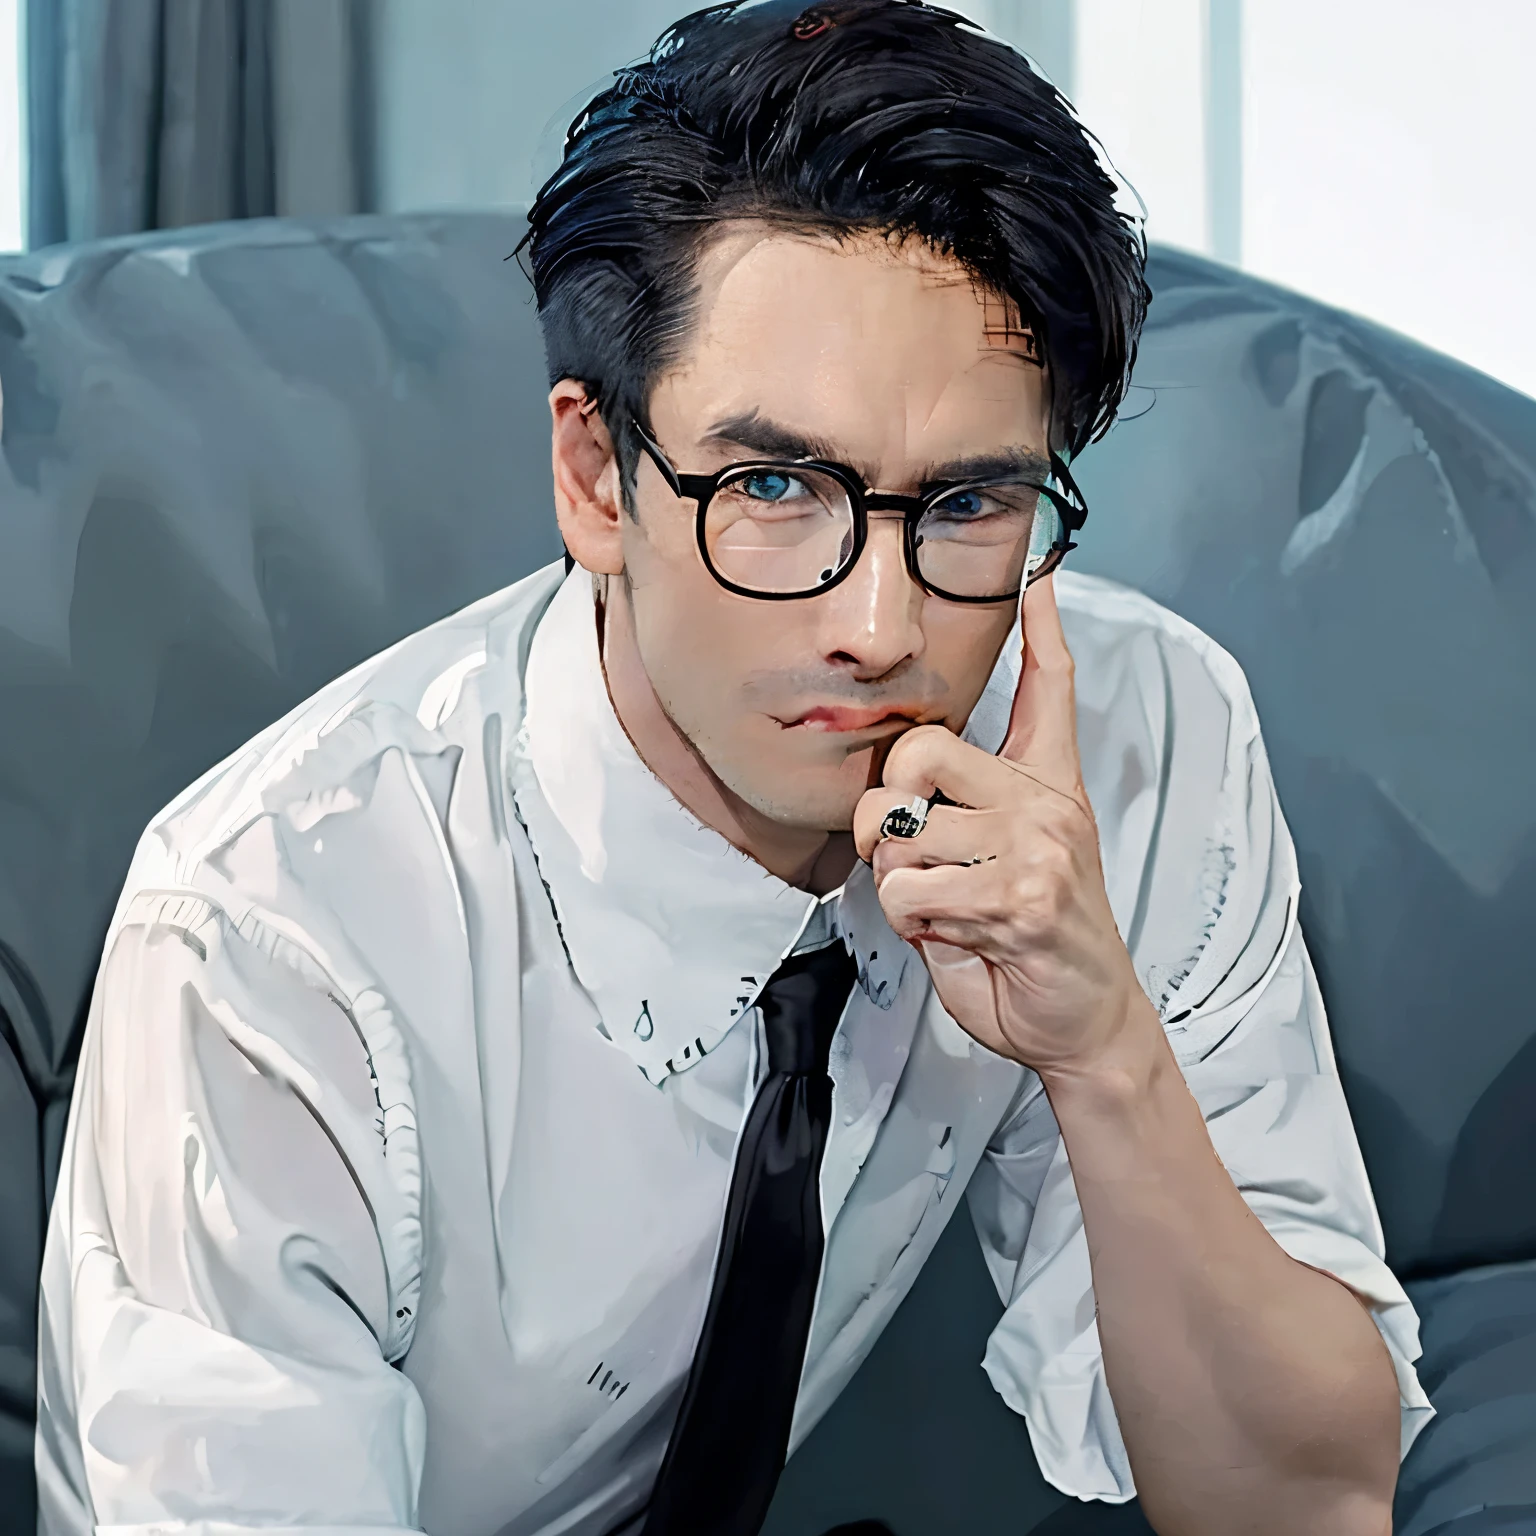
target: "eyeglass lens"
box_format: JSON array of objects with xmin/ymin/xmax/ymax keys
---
[{"xmin": 703, "ymin": 466, "xmax": 1065, "ymax": 598}]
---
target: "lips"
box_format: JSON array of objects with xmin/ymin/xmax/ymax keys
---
[{"xmin": 783, "ymin": 705, "xmax": 921, "ymax": 733}]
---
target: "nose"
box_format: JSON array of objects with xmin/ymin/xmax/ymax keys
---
[{"xmin": 813, "ymin": 512, "xmax": 925, "ymax": 679}]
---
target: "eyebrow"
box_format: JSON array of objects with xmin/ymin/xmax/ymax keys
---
[
  {"xmin": 700, "ymin": 411, "xmax": 1051, "ymax": 487},
  {"xmin": 700, "ymin": 413, "xmax": 871, "ymax": 476},
  {"xmin": 925, "ymin": 448, "xmax": 1053, "ymax": 485}
]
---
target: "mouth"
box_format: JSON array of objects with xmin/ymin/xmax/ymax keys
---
[{"xmin": 777, "ymin": 705, "xmax": 924, "ymax": 735}]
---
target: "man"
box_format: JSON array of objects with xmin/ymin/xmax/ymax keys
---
[{"xmin": 35, "ymin": 3, "xmax": 1430, "ymax": 1534}]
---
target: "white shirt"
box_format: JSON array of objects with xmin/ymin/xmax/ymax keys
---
[{"xmin": 35, "ymin": 559, "xmax": 1433, "ymax": 1536}]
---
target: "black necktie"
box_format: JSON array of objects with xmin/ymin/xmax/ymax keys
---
[{"xmin": 641, "ymin": 939, "xmax": 860, "ymax": 1536}]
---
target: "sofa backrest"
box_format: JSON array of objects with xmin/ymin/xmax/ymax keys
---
[{"xmin": 1, "ymin": 217, "xmax": 1533, "ymax": 1525}]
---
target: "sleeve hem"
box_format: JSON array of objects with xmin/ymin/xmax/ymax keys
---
[{"xmin": 1288, "ymin": 1254, "xmax": 1437, "ymax": 1463}]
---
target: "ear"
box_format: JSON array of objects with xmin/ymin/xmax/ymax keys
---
[{"xmin": 550, "ymin": 379, "xmax": 627, "ymax": 576}]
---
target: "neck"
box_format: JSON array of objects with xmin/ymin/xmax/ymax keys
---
[{"xmin": 595, "ymin": 579, "xmax": 855, "ymax": 893}]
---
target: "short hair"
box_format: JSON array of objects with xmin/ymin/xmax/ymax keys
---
[{"xmin": 520, "ymin": 0, "xmax": 1150, "ymax": 478}]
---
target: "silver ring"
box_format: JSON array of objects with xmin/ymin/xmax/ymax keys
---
[{"xmin": 879, "ymin": 794, "xmax": 931, "ymax": 841}]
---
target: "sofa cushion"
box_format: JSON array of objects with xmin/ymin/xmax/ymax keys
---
[{"xmin": 1394, "ymin": 1261, "xmax": 1536, "ymax": 1534}]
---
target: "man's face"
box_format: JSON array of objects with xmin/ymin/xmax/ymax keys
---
[{"xmin": 615, "ymin": 225, "xmax": 1052, "ymax": 833}]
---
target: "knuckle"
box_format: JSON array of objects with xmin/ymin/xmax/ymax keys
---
[
  {"xmin": 894, "ymin": 723, "xmax": 951, "ymax": 769},
  {"xmin": 1041, "ymin": 804, "xmax": 1087, "ymax": 855},
  {"xmin": 1043, "ymin": 833, "xmax": 1077, "ymax": 877},
  {"xmin": 1009, "ymin": 900, "xmax": 1051, "ymax": 942},
  {"xmin": 1019, "ymin": 832, "xmax": 1073, "ymax": 882},
  {"xmin": 1004, "ymin": 872, "xmax": 1039, "ymax": 915},
  {"xmin": 1006, "ymin": 867, "xmax": 1067, "ymax": 931},
  {"xmin": 872, "ymin": 841, "xmax": 918, "ymax": 881}
]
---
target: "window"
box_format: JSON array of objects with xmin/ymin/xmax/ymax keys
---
[
  {"xmin": 962, "ymin": 1, "xmax": 1535, "ymax": 402},
  {"xmin": 1242, "ymin": 0, "xmax": 1536, "ymax": 400},
  {"xmin": 0, "ymin": 0, "xmax": 22, "ymax": 252}
]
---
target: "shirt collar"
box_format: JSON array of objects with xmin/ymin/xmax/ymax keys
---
[{"xmin": 507, "ymin": 567, "xmax": 907, "ymax": 1086}]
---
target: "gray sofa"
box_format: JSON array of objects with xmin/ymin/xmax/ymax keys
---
[{"xmin": 1, "ymin": 213, "xmax": 1532, "ymax": 1535}]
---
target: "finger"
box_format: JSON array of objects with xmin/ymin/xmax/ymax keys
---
[
  {"xmin": 852, "ymin": 786, "xmax": 912, "ymax": 864},
  {"xmin": 874, "ymin": 862, "xmax": 999, "ymax": 949},
  {"xmin": 869, "ymin": 807, "xmax": 1001, "ymax": 880},
  {"xmin": 878, "ymin": 723, "xmax": 1020, "ymax": 810},
  {"xmin": 1000, "ymin": 572, "xmax": 1083, "ymax": 793},
  {"xmin": 853, "ymin": 782, "xmax": 941, "ymax": 864},
  {"xmin": 853, "ymin": 777, "xmax": 1014, "ymax": 864},
  {"xmin": 853, "ymin": 783, "xmax": 905, "ymax": 863},
  {"xmin": 912, "ymin": 938, "xmax": 1011, "ymax": 1058}
]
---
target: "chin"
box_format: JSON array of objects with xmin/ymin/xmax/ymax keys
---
[
  {"xmin": 754, "ymin": 791, "xmax": 859, "ymax": 834},
  {"xmin": 717, "ymin": 757, "xmax": 866, "ymax": 833},
  {"xmin": 677, "ymin": 710, "xmax": 879, "ymax": 834}
]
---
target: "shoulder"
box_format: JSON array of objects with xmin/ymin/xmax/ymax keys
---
[
  {"xmin": 1052, "ymin": 575, "xmax": 1301, "ymax": 1054},
  {"xmin": 1054, "ymin": 571, "xmax": 1259, "ymax": 742},
  {"xmin": 967, "ymin": 571, "xmax": 1262, "ymax": 768},
  {"xmin": 77, "ymin": 569, "xmax": 565, "ymax": 1371},
  {"xmin": 119, "ymin": 560, "xmax": 565, "ymax": 911}
]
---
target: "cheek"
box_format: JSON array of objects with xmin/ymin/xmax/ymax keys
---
[
  {"xmin": 921, "ymin": 603, "xmax": 1017, "ymax": 723},
  {"xmin": 627, "ymin": 559, "xmax": 767, "ymax": 730},
  {"xmin": 621, "ymin": 490, "xmax": 696, "ymax": 585},
  {"xmin": 623, "ymin": 505, "xmax": 714, "ymax": 670}
]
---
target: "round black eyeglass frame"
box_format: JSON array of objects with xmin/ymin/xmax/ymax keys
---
[{"xmin": 630, "ymin": 419, "xmax": 1088, "ymax": 604}]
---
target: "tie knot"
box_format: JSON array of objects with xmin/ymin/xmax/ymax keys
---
[{"xmin": 757, "ymin": 941, "xmax": 859, "ymax": 1077}]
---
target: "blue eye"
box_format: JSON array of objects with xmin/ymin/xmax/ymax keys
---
[
  {"xmin": 742, "ymin": 471, "xmax": 796, "ymax": 502},
  {"xmin": 933, "ymin": 489, "xmax": 987, "ymax": 518}
]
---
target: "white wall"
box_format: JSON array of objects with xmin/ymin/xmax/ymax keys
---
[
  {"xmin": 1242, "ymin": 0, "xmax": 1536, "ymax": 400},
  {"xmin": 1072, "ymin": 0, "xmax": 1209, "ymax": 254}
]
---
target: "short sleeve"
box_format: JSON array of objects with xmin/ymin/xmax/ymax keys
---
[
  {"xmin": 35, "ymin": 889, "xmax": 427, "ymax": 1535},
  {"xmin": 964, "ymin": 601, "xmax": 1434, "ymax": 1502}
]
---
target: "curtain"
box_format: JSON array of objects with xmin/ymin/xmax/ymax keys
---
[{"xmin": 25, "ymin": 0, "xmax": 368, "ymax": 249}]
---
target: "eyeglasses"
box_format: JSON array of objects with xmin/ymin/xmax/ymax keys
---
[{"xmin": 631, "ymin": 419, "xmax": 1087, "ymax": 604}]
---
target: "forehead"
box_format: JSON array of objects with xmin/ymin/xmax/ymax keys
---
[
  {"xmin": 687, "ymin": 222, "xmax": 1031, "ymax": 360},
  {"xmin": 651, "ymin": 222, "xmax": 1049, "ymax": 463}
]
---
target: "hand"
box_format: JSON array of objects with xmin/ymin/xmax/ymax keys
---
[{"xmin": 852, "ymin": 573, "xmax": 1152, "ymax": 1079}]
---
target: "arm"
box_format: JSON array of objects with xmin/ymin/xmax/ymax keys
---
[
  {"xmin": 857, "ymin": 573, "xmax": 1421, "ymax": 1534},
  {"xmin": 965, "ymin": 915, "xmax": 1430, "ymax": 1521},
  {"xmin": 36, "ymin": 891, "xmax": 426, "ymax": 1535},
  {"xmin": 1041, "ymin": 987, "xmax": 1398, "ymax": 1536}
]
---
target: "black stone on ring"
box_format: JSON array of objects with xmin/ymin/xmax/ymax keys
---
[{"xmin": 879, "ymin": 795, "xmax": 931, "ymax": 841}]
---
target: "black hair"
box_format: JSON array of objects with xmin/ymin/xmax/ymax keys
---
[{"xmin": 519, "ymin": 0, "xmax": 1149, "ymax": 479}]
